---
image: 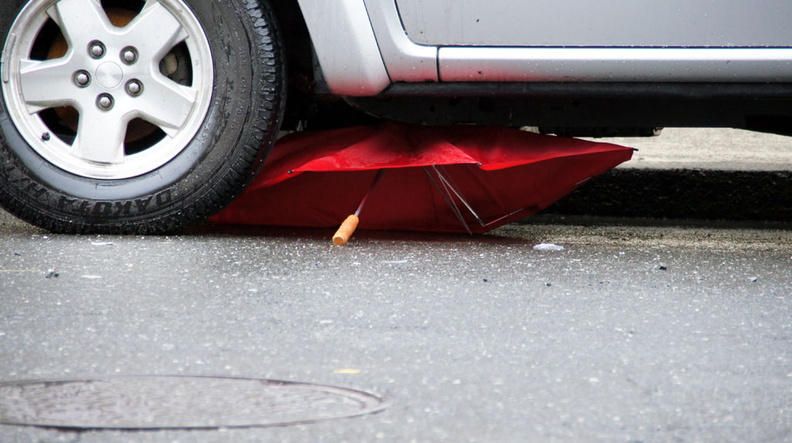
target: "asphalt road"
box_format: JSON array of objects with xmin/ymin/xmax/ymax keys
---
[
  {"xmin": 0, "ymin": 211, "xmax": 790, "ymax": 442},
  {"xmin": 1, "ymin": 127, "xmax": 790, "ymax": 441}
]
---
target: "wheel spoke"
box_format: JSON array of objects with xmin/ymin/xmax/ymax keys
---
[
  {"xmin": 73, "ymin": 108, "xmax": 127, "ymax": 164},
  {"xmin": 134, "ymin": 76, "xmax": 198, "ymax": 137},
  {"xmin": 125, "ymin": 2, "xmax": 189, "ymax": 61},
  {"xmin": 48, "ymin": 0, "xmax": 112, "ymax": 48},
  {"xmin": 19, "ymin": 59, "xmax": 79, "ymax": 113}
]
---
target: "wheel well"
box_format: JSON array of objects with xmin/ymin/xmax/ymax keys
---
[
  {"xmin": 263, "ymin": 0, "xmax": 313, "ymax": 128},
  {"xmin": 268, "ymin": 0, "xmax": 313, "ymax": 84},
  {"xmin": 264, "ymin": 0, "xmax": 382, "ymax": 130}
]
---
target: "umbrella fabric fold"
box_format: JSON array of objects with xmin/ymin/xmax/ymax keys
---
[{"xmin": 210, "ymin": 122, "xmax": 634, "ymax": 233}]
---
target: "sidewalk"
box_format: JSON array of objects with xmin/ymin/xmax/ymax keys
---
[{"xmin": 609, "ymin": 128, "xmax": 792, "ymax": 172}]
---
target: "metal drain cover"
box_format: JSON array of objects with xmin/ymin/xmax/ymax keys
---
[{"xmin": 0, "ymin": 376, "xmax": 387, "ymax": 429}]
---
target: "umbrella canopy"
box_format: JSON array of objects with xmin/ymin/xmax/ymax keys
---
[{"xmin": 210, "ymin": 123, "xmax": 634, "ymax": 233}]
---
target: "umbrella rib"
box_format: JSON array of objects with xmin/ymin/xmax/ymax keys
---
[
  {"xmin": 480, "ymin": 207, "xmax": 531, "ymax": 228},
  {"xmin": 428, "ymin": 165, "xmax": 530, "ymax": 231},
  {"xmin": 432, "ymin": 165, "xmax": 488, "ymax": 227},
  {"xmin": 424, "ymin": 166, "xmax": 473, "ymax": 235},
  {"xmin": 439, "ymin": 164, "xmax": 534, "ymax": 229}
]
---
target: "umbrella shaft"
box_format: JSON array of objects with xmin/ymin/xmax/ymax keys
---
[{"xmin": 354, "ymin": 169, "xmax": 386, "ymax": 217}]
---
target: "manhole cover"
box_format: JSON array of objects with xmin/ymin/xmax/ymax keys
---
[{"xmin": 0, "ymin": 376, "xmax": 387, "ymax": 430}]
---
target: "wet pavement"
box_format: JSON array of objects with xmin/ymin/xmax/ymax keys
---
[
  {"xmin": 1, "ymin": 128, "xmax": 791, "ymax": 441},
  {"xmin": 0, "ymin": 211, "xmax": 790, "ymax": 441}
]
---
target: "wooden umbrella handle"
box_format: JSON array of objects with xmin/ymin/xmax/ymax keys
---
[{"xmin": 332, "ymin": 214, "xmax": 360, "ymax": 246}]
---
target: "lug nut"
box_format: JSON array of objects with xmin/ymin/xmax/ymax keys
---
[
  {"xmin": 96, "ymin": 93, "xmax": 114, "ymax": 111},
  {"xmin": 121, "ymin": 47, "xmax": 138, "ymax": 64},
  {"xmin": 74, "ymin": 70, "xmax": 91, "ymax": 87},
  {"xmin": 89, "ymin": 41, "xmax": 106, "ymax": 59},
  {"xmin": 125, "ymin": 79, "xmax": 143, "ymax": 96}
]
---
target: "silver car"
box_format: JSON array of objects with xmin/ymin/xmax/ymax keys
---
[{"xmin": 2, "ymin": 0, "xmax": 790, "ymax": 233}]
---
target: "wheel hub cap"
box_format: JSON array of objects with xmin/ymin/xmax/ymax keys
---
[{"xmin": 95, "ymin": 62, "xmax": 124, "ymax": 89}]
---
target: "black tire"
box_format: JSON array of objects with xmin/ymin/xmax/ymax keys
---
[{"xmin": 0, "ymin": 0, "xmax": 285, "ymax": 234}]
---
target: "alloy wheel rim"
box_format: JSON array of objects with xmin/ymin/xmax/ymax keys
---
[{"xmin": 1, "ymin": 0, "xmax": 214, "ymax": 179}]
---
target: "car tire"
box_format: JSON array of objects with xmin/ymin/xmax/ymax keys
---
[{"xmin": 0, "ymin": 0, "xmax": 284, "ymax": 234}]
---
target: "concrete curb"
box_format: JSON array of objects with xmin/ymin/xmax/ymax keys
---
[{"xmin": 545, "ymin": 168, "xmax": 791, "ymax": 222}]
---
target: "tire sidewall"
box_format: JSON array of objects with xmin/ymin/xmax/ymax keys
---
[{"xmin": 0, "ymin": 0, "xmax": 282, "ymax": 230}]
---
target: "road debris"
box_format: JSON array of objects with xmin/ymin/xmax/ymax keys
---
[
  {"xmin": 533, "ymin": 243, "xmax": 565, "ymax": 251},
  {"xmin": 333, "ymin": 369, "xmax": 362, "ymax": 374}
]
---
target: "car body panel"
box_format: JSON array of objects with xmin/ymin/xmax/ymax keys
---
[
  {"xmin": 394, "ymin": 0, "xmax": 792, "ymax": 48},
  {"xmin": 363, "ymin": 0, "xmax": 438, "ymax": 84},
  {"xmin": 295, "ymin": 0, "xmax": 792, "ymax": 133},
  {"xmin": 296, "ymin": 0, "xmax": 390, "ymax": 95},
  {"xmin": 302, "ymin": 0, "xmax": 792, "ymax": 94},
  {"xmin": 438, "ymin": 47, "xmax": 792, "ymax": 82}
]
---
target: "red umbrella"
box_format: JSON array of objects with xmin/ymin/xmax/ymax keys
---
[{"xmin": 210, "ymin": 123, "xmax": 633, "ymax": 237}]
